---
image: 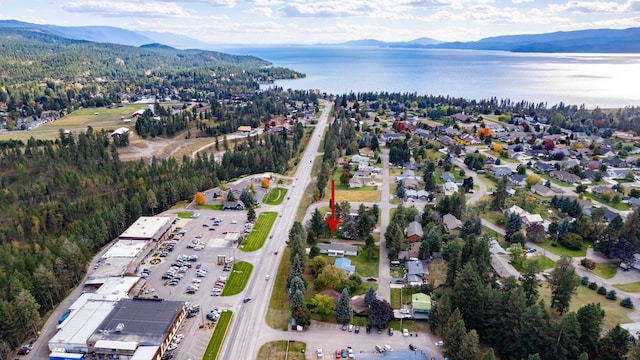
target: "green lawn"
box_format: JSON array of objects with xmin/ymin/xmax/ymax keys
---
[
  {"xmin": 539, "ymin": 284, "xmax": 632, "ymax": 331},
  {"xmin": 221, "ymin": 261, "xmax": 253, "ymax": 296},
  {"xmin": 266, "ymin": 247, "xmax": 292, "ymax": 330},
  {"xmin": 390, "ymin": 288, "xmax": 417, "ymax": 309},
  {"xmin": 581, "ymin": 192, "xmax": 631, "ymax": 211},
  {"xmin": 176, "ymin": 211, "xmax": 194, "ymax": 219},
  {"xmin": 263, "ymin": 188, "xmax": 288, "ymax": 205},
  {"xmin": 613, "ymin": 281, "xmax": 640, "ymax": 293},
  {"xmin": 512, "ymin": 255, "xmax": 555, "ymax": 272},
  {"xmin": 195, "ymin": 204, "xmax": 223, "ymax": 210},
  {"xmin": 240, "ymin": 212, "xmax": 277, "ymax": 252},
  {"xmin": 202, "ymin": 310, "xmax": 233, "ymax": 360},
  {"xmin": 348, "ymin": 247, "xmax": 380, "ymax": 277},
  {"xmin": 257, "ymin": 340, "xmax": 306, "ymax": 360},
  {"xmin": 539, "ymin": 240, "xmax": 588, "ymax": 257},
  {"xmin": 537, "ymin": 173, "xmax": 573, "ymax": 188},
  {"xmin": 591, "ymin": 263, "xmax": 618, "ymax": 279}
]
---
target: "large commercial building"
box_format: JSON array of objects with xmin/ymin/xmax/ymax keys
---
[
  {"xmin": 49, "ymin": 277, "xmax": 140, "ymax": 355},
  {"xmin": 87, "ymin": 298, "xmax": 186, "ymax": 360},
  {"xmin": 118, "ymin": 216, "xmax": 173, "ymax": 242}
]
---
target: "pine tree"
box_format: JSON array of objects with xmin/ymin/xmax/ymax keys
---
[
  {"xmin": 336, "ymin": 288, "xmax": 352, "ymax": 324},
  {"xmin": 364, "ymin": 286, "xmax": 376, "ymax": 307}
]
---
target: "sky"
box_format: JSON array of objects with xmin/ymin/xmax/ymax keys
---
[{"xmin": 1, "ymin": 0, "xmax": 639, "ymax": 44}]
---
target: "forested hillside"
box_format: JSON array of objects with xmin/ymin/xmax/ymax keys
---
[{"xmin": 0, "ymin": 122, "xmax": 303, "ymax": 350}]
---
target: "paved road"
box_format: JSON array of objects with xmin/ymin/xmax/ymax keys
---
[
  {"xmin": 220, "ymin": 99, "xmax": 334, "ymax": 360},
  {"xmin": 376, "ymin": 148, "xmax": 393, "ymax": 302}
]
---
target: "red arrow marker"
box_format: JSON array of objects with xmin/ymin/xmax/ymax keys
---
[{"xmin": 325, "ymin": 180, "xmax": 340, "ymax": 234}]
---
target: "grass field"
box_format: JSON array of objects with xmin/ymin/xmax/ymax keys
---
[
  {"xmin": 176, "ymin": 211, "xmax": 194, "ymax": 219},
  {"xmin": 334, "ymin": 189, "xmax": 381, "ymax": 203},
  {"xmin": 539, "ymin": 282, "xmax": 633, "ymax": 330},
  {"xmin": 390, "ymin": 287, "xmax": 420, "ymax": 309},
  {"xmin": 195, "ymin": 204, "xmax": 223, "ymax": 210},
  {"xmin": 613, "ymin": 281, "xmax": 640, "ymax": 293},
  {"xmin": 0, "ymin": 105, "xmax": 142, "ymax": 142},
  {"xmin": 263, "ymin": 188, "xmax": 288, "ymax": 205},
  {"xmin": 256, "ymin": 340, "xmax": 306, "ymax": 360},
  {"xmin": 539, "ymin": 240, "xmax": 588, "ymax": 257},
  {"xmin": 266, "ymin": 247, "xmax": 292, "ymax": 330},
  {"xmin": 591, "ymin": 263, "xmax": 618, "ymax": 279},
  {"xmin": 221, "ymin": 261, "xmax": 253, "ymax": 296},
  {"xmin": 581, "ymin": 192, "xmax": 631, "ymax": 211},
  {"xmin": 348, "ymin": 247, "xmax": 380, "ymax": 277},
  {"xmin": 240, "ymin": 212, "xmax": 277, "ymax": 252},
  {"xmin": 202, "ymin": 310, "xmax": 233, "ymax": 360}
]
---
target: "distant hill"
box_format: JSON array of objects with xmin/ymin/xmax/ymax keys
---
[
  {"xmin": 333, "ymin": 37, "xmax": 443, "ymax": 47},
  {"xmin": 138, "ymin": 31, "xmax": 215, "ymax": 50},
  {"xmin": 428, "ymin": 27, "xmax": 640, "ymax": 53},
  {"xmin": 0, "ymin": 27, "xmax": 271, "ymax": 85},
  {"xmin": 0, "ymin": 19, "xmax": 154, "ymax": 46}
]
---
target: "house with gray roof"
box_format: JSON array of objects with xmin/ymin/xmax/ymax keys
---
[
  {"xmin": 318, "ymin": 242, "xmax": 358, "ymax": 257},
  {"xmin": 405, "ymin": 221, "xmax": 424, "ymax": 242},
  {"xmin": 406, "ymin": 260, "xmax": 428, "ymax": 285},
  {"xmin": 491, "ymin": 166, "xmax": 513, "ymax": 177},
  {"xmin": 441, "ymin": 172, "xmax": 455, "ymax": 183},
  {"xmin": 442, "ymin": 214, "xmax": 462, "ymax": 233}
]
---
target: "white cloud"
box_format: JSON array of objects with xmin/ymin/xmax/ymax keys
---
[
  {"xmin": 512, "ymin": 0, "xmax": 534, "ymax": 4},
  {"xmin": 63, "ymin": 1, "xmax": 194, "ymax": 18},
  {"xmin": 246, "ymin": 6, "xmax": 274, "ymax": 17},
  {"xmin": 546, "ymin": 0, "xmax": 631, "ymax": 14},
  {"xmin": 278, "ymin": 0, "xmax": 380, "ymax": 17}
]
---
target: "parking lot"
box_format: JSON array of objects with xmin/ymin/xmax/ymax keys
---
[
  {"xmin": 140, "ymin": 208, "xmax": 261, "ymax": 360},
  {"xmin": 272, "ymin": 321, "xmax": 444, "ymax": 360}
]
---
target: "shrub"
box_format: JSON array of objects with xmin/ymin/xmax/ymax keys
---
[
  {"xmin": 597, "ymin": 286, "xmax": 607, "ymax": 295},
  {"xmin": 606, "ymin": 290, "xmax": 617, "ymax": 300},
  {"xmin": 581, "ymin": 276, "xmax": 590, "ymax": 285},
  {"xmin": 580, "ymin": 258, "xmax": 596, "ymax": 270},
  {"xmin": 561, "ymin": 233, "xmax": 583, "ymax": 250},
  {"xmin": 621, "ymin": 298, "xmax": 634, "ymax": 309},
  {"xmin": 588, "ymin": 282, "xmax": 598, "ymax": 290}
]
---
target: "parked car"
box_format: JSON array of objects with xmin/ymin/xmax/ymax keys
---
[
  {"xmin": 354, "ymin": 325, "xmax": 360, "ymax": 334},
  {"xmin": 316, "ymin": 348, "xmax": 323, "ymax": 358},
  {"xmin": 435, "ymin": 341, "xmax": 444, "ymax": 347},
  {"xmin": 402, "ymin": 328, "xmax": 409, "ymax": 337},
  {"xmin": 409, "ymin": 343, "xmax": 417, "ymax": 351},
  {"xmin": 348, "ymin": 324, "xmax": 353, "ymax": 332},
  {"xmin": 342, "ymin": 323, "xmax": 347, "ymax": 331}
]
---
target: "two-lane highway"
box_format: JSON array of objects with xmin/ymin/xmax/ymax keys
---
[{"xmin": 219, "ymin": 99, "xmax": 333, "ymax": 360}]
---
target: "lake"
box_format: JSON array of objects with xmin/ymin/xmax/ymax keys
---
[{"xmin": 216, "ymin": 45, "xmax": 640, "ymax": 108}]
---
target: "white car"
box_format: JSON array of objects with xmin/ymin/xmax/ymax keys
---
[
  {"xmin": 435, "ymin": 341, "xmax": 444, "ymax": 347},
  {"xmin": 316, "ymin": 348, "xmax": 323, "ymax": 358},
  {"xmin": 167, "ymin": 343, "xmax": 178, "ymax": 351},
  {"xmin": 402, "ymin": 328, "xmax": 409, "ymax": 337},
  {"xmin": 265, "ymin": 275, "xmax": 270, "ymax": 281}
]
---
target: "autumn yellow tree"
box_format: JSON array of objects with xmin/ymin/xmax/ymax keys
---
[
  {"xmin": 261, "ymin": 178, "xmax": 270, "ymax": 188},
  {"xmin": 194, "ymin": 192, "xmax": 206, "ymax": 205}
]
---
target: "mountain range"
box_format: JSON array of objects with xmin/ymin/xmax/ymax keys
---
[{"xmin": 0, "ymin": 19, "xmax": 639, "ymax": 53}]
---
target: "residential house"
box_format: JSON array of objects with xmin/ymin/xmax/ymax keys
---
[
  {"xmin": 508, "ymin": 205, "xmax": 528, "ymax": 217},
  {"xmin": 359, "ymin": 147, "xmax": 375, "ymax": 157},
  {"xmin": 406, "ymin": 260, "xmax": 428, "ymax": 285},
  {"xmin": 380, "ymin": 132, "xmax": 405, "ymax": 143},
  {"xmin": 606, "ymin": 168, "xmax": 632, "ymax": 179},
  {"xmin": 522, "ymin": 214, "xmax": 543, "ymax": 225},
  {"xmin": 411, "ymin": 293, "xmax": 432, "ymax": 320},
  {"xmin": 420, "ymin": 119, "xmax": 443, "ymax": 131},
  {"xmin": 509, "ymin": 174, "xmax": 527, "ymax": 187},
  {"xmin": 237, "ymin": 125, "xmax": 252, "ymax": 134},
  {"xmin": 443, "ymin": 181, "xmax": 458, "ymax": 195},
  {"xmin": 534, "ymin": 161, "xmax": 554, "ymax": 173},
  {"xmin": 349, "ymin": 177, "xmax": 367, "ymax": 188},
  {"xmin": 406, "ymin": 221, "xmax": 424, "ymax": 242},
  {"xmin": 413, "ymin": 128, "xmax": 435, "ymax": 140},
  {"xmin": 397, "ymin": 170, "xmax": 416, "ymax": 182},
  {"xmin": 441, "ymin": 172, "xmax": 455, "ymax": 183},
  {"xmin": 451, "ymin": 113, "xmax": 476, "ymax": 122},
  {"xmin": 406, "ymin": 189, "xmax": 418, "ymax": 199},
  {"xmin": 550, "ymin": 170, "xmax": 581, "ymax": 184},
  {"xmin": 438, "ymin": 135, "xmax": 456, "ymax": 147},
  {"xmin": 417, "ymin": 190, "xmax": 429, "ymax": 201},
  {"xmin": 627, "ymin": 198, "xmax": 640, "ymax": 207},
  {"xmin": 334, "ymin": 258, "xmax": 355, "ymax": 275},
  {"xmin": 350, "ymin": 155, "xmax": 370, "ymax": 166},
  {"xmin": 531, "ymin": 184, "xmax": 555, "ymax": 197},
  {"xmin": 603, "ymin": 157, "xmax": 626, "ymax": 168},
  {"xmin": 491, "ymin": 166, "xmax": 513, "ymax": 177},
  {"xmin": 223, "ymin": 201, "xmax": 245, "ymax": 211},
  {"xmin": 398, "ymin": 242, "xmax": 421, "ymax": 261},
  {"xmin": 318, "ymin": 242, "xmax": 358, "ymax": 257},
  {"xmin": 591, "ymin": 185, "xmax": 616, "ymax": 196},
  {"xmin": 403, "ymin": 178, "xmax": 420, "ymax": 190},
  {"xmin": 442, "ymin": 214, "xmax": 462, "ymax": 233}
]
